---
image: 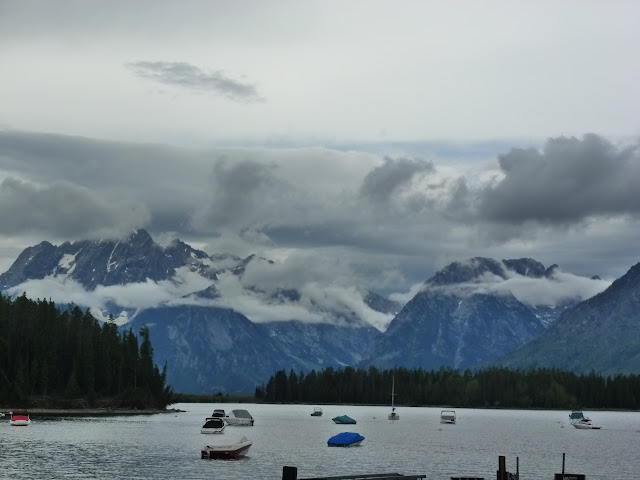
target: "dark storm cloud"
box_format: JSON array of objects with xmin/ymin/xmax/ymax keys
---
[
  {"xmin": 0, "ymin": 177, "xmax": 148, "ymax": 237},
  {"xmin": 479, "ymin": 134, "xmax": 640, "ymax": 224},
  {"xmin": 191, "ymin": 159, "xmax": 284, "ymax": 231},
  {"xmin": 359, "ymin": 156, "xmax": 435, "ymax": 202},
  {"xmin": 0, "ymin": 130, "xmax": 207, "ymax": 237},
  {"xmin": 126, "ymin": 61, "xmax": 263, "ymax": 102}
]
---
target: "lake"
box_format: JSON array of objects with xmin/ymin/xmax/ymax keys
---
[{"xmin": 1, "ymin": 403, "xmax": 638, "ymax": 479}]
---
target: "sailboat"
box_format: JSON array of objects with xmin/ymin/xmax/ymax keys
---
[{"xmin": 388, "ymin": 375, "xmax": 399, "ymax": 420}]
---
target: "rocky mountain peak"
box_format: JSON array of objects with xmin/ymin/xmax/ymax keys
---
[
  {"xmin": 503, "ymin": 258, "xmax": 547, "ymax": 278},
  {"xmin": 427, "ymin": 257, "xmax": 505, "ymax": 286}
]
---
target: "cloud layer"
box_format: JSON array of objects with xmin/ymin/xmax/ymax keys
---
[{"xmin": 1, "ymin": 130, "xmax": 637, "ymax": 300}]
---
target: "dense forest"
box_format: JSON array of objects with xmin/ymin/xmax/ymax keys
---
[
  {"xmin": 0, "ymin": 293, "xmax": 174, "ymax": 409},
  {"xmin": 258, "ymin": 366, "xmax": 640, "ymax": 410}
]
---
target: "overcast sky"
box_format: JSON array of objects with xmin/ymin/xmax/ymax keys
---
[{"xmin": 1, "ymin": 0, "xmax": 639, "ymax": 305}]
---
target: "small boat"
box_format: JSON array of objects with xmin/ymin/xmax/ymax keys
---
[
  {"xmin": 569, "ymin": 410, "xmax": 601, "ymax": 429},
  {"xmin": 440, "ymin": 410, "xmax": 456, "ymax": 424},
  {"xmin": 9, "ymin": 410, "xmax": 31, "ymax": 426},
  {"xmin": 211, "ymin": 409, "xmax": 226, "ymax": 418},
  {"xmin": 388, "ymin": 375, "xmax": 399, "ymax": 420},
  {"xmin": 201, "ymin": 417, "xmax": 226, "ymax": 434},
  {"xmin": 311, "ymin": 407, "xmax": 323, "ymax": 417},
  {"xmin": 332, "ymin": 415, "xmax": 356, "ymax": 424},
  {"xmin": 225, "ymin": 409, "xmax": 255, "ymax": 426},
  {"xmin": 328, "ymin": 432, "xmax": 365, "ymax": 447},
  {"xmin": 201, "ymin": 436, "xmax": 252, "ymax": 459}
]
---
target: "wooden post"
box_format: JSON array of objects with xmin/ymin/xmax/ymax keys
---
[
  {"xmin": 283, "ymin": 466, "xmax": 298, "ymax": 480},
  {"xmin": 497, "ymin": 456, "xmax": 506, "ymax": 480}
]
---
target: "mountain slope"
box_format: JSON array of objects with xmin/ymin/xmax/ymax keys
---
[
  {"xmin": 126, "ymin": 305, "xmax": 380, "ymax": 394},
  {"xmin": 126, "ymin": 305, "xmax": 292, "ymax": 394},
  {"xmin": 496, "ymin": 262, "xmax": 640, "ymax": 374},
  {"xmin": 361, "ymin": 258, "xmax": 549, "ymax": 370}
]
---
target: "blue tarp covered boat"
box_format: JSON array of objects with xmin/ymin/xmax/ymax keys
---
[
  {"xmin": 332, "ymin": 415, "xmax": 356, "ymax": 424},
  {"xmin": 328, "ymin": 432, "xmax": 365, "ymax": 447}
]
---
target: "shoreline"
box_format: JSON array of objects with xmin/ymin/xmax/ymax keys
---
[{"xmin": 1, "ymin": 407, "xmax": 185, "ymax": 417}]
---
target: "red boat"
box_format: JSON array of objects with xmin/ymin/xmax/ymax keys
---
[
  {"xmin": 10, "ymin": 410, "xmax": 31, "ymax": 426},
  {"xmin": 201, "ymin": 436, "xmax": 252, "ymax": 459}
]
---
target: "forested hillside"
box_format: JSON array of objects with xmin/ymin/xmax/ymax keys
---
[
  {"xmin": 259, "ymin": 366, "xmax": 640, "ymax": 410},
  {"xmin": 0, "ymin": 293, "xmax": 174, "ymax": 409}
]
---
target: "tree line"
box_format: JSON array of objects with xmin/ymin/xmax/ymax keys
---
[
  {"xmin": 257, "ymin": 365, "xmax": 640, "ymax": 410},
  {"xmin": 0, "ymin": 292, "xmax": 174, "ymax": 409}
]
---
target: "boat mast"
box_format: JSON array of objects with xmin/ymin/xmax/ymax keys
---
[{"xmin": 391, "ymin": 375, "xmax": 395, "ymax": 410}]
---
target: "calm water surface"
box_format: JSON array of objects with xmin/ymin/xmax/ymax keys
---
[{"xmin": 1, "ymin": 403, "xmax": 638, "ymax": 479}]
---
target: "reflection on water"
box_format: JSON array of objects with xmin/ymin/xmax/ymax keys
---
[{"xmin": 0, "ymin": 404, "xmax": 638, "ymax": 479}]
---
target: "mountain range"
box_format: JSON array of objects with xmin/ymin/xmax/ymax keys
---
[{"xmin": 1, "ymin": 229, "xmax": 637, "ymax": 393}]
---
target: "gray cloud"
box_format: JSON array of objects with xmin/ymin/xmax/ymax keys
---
[
  {"xmin": 0, "ymin": 130, "xmax": 210, "ymax": 238},
  {"xmin": 191, "ymin": 158, "xmax": 286, "ymax": 233},
  {"xmin": 479, "ymin": 134, "xmax": 640, "ymax": 224},
  {"xmin": 0, "ymin": 176, "xmax": 149, "ymax": 238},
  {"xmin": 1, "ymin": 129, "xmax": 638, "ymax": 295},
  {"xmin": 360, "ymin": 156, "xmax": 435, "ymax": 203},
  {"xmin": 126, "ymin": 61, "xmax": 264, "ymax": 102}
]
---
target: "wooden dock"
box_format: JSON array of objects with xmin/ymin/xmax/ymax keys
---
[
  {"xmin": 284, "ymin": 452, "xmax": 586, "ymax": 480},
  {"xmin": 282, "ymin": 468, "xmax": 426, "ymax": 480}
]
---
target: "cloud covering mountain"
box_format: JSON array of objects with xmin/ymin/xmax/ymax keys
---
[{"xmin": 1, "ymin": 131, "xmax": 637, "ymax": 301}]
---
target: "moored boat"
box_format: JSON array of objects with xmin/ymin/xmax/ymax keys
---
[
  {"xmin": 9, "ymin": 410, "xmax": 31, "ymax": 426},
  {"xmin": 211, "ymin": 409, "xmax": 225, "ymax": 418},
  {"xmin": 332, "ymin": 415, "xmax": 356, "ymax": 424},
  {"xmin": 225, "ymin": 409, "xmax": 255, "ymax": 426},
  {"xmin": 201, "ymin": 436, "xmax": 252, "ymax": 459},
  {"xmin": 569, "ymin": 410, "xmax": 601, "ymax": 429},
  {"xmin": 440, "ymin": 410, "xmax": 456, "ymax": 424},
  {"xmin": 311, "ymin": 407, "xmax": 323, "ymax": 417},
  {"xmin": 388, "ymin": 375, "xmax": 399, "ymax": 420},
  {"xmin": 201, "ymin": 416, "xmax": 226, "ymax": 434},
  {"xmin": 328, "ymin": 432, "xmax": 365, "ymax": 447}
]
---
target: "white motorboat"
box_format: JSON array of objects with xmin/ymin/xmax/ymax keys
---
[
  {"xmin": 211, "ymin": 409, "xmax": 225, "ymax": 418},
  {"xmin": 310, "ymin": 407, "xmax": 323, "ymax": 417},
  {"xmin": 388, "ymin": 375, "xmax": 399, "ymax": 420},
  {"xmin": 201, "ymin": 416, "xmax": 226, "ymax": 434},
  {"xmin": 440, "ymin": 410, "xmax": 456, "ymax": 424},
  {"xmin": 225, "ymin": 409, "xmax": 255, "ymax": 426},
  {"xmin": 9, "ymin": 410, "xmax": 31, "ymax": 426},
  {"xmin": 569, "ymin": 410, "xmax": 601, "ymax": 429},
  {"xmin": 201, "ymin": 436, "xmax": 252, "ymax": 459}
]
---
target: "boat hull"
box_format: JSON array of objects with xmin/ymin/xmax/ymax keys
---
[
  {"xmin": 201, "ymin": 428, "xmax": 225, "ymax": 434},
  {"xmin": 571, "ymin": 421, "xmax": 601, "ymax": 430},
  {"xmin": 201, "ymin": 439, "xmax": 252, "ymax": 459},
  {"xmin": 328, "ymin": 440, "xmax": 363, "ymax": 447},
  {"xmin": 10, "ymin": 419, "xmax": 31, "ymax": 426},
  {"xmin": 225, "ymin": 419, "xmax": 254, "ymax": 426}
]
